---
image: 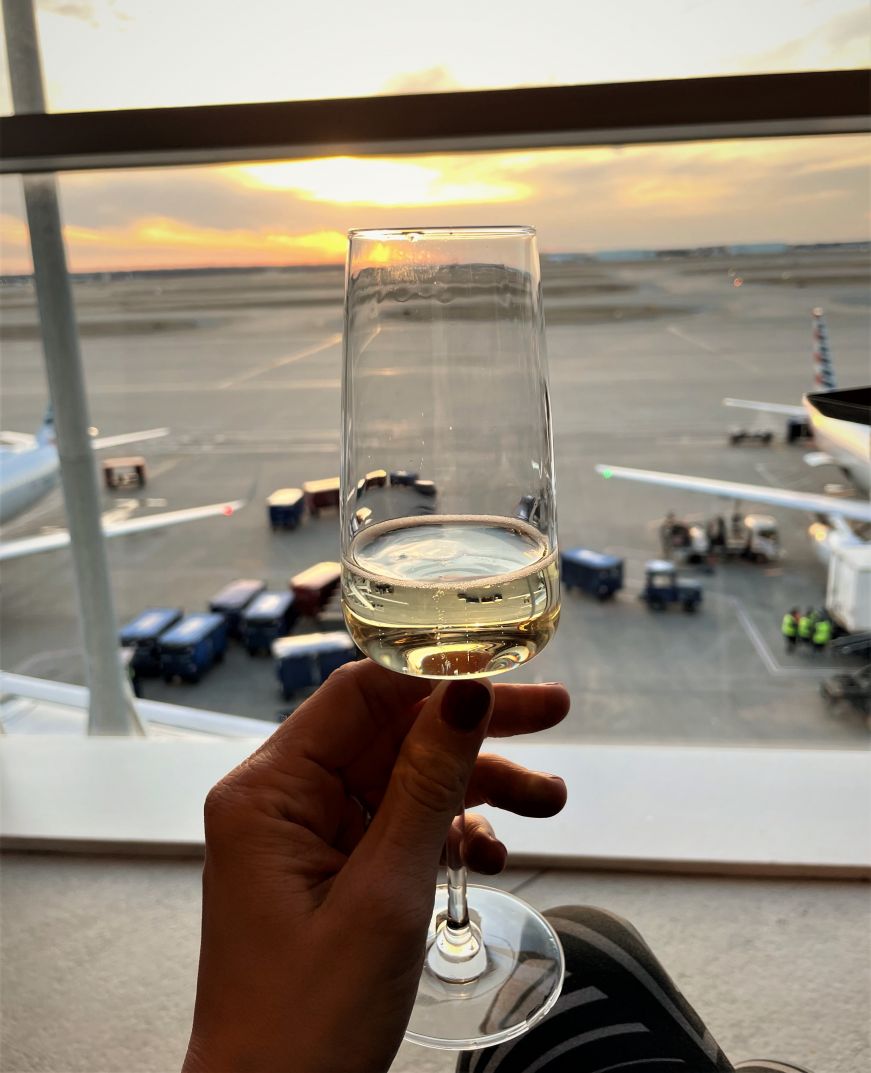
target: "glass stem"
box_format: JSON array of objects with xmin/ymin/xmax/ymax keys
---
[{"xmin": 446, "ymin": 808, "xmax": 469, "ymax": 930}]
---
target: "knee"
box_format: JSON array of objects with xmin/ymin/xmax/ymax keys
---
[{"xmin": 545, "ymin": 903, "xmax": 647, "ymax": 946}]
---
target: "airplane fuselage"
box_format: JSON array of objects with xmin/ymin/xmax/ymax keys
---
[
  {"xmin": 804, "ymin": 397, "xmax": 871, "ymax": 493},
  {"xmin": 0, "ymin": 437, "xmax": 60, "ymax": 524}
]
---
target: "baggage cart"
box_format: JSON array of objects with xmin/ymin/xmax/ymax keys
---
[
  {"xmin": 303, "ymin": 477, "xmax": 340, "ymax": 515},
  {"xmin": 119, "ymin": 606, "xmax": 184, "ymax": 675},
  {"xmin": 241, "ymin": 590, "xmax": 298, "ymax": 655},
  {"xmin": 413, "ymin": 479, "xmax": 437, "ymax": 497},
  {"xmin": 291, "ymin": 561, "xmax": 341, "ymax": 616},
  {"xmin": 317, "ymin": 590, "xmax": 346, "ymax": 631},
  {"xmin": 267, "ymin": 487, "xmax": 305, "ymax": 530},
  {"xmin": 158, "ymin": 612, "xmax": 228, "ymax": 683},
  {"xmin": 561, "ymin": 548, "xmax": 624, "ymax": 600},
  {"xmin": 209, "ymin": 578, "xmax": 266, "ymax": 637},
  {"xmin": 390, "ymin": 470, "xmax": 419, "ymax": 487},
  {"xmin": 103, "ymin": 456, "xmax": 146, "ymax": 489},
  {"xmin": 272, "ymin": 631, "xmax": 358, "ymax": 698},
  {"xmin": 365, "ymin": 469, "xmax": 388, "ymax": 489}
]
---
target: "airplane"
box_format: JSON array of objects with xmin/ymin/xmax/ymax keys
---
[
  {"xmin": 721, "ymin": 308, "xmax": 869, "ymax": 489},
  {"xmin": 0, "ymin": 407, "xmax": 245, "ymax": 562},
  {"xmin": 596, "ymin": 310, "xmax": 871, "ymax": 564}
]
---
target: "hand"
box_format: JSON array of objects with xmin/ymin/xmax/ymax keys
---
[{"xmin": 182, "ymin": 659, "xmax": 569, "ymax": 1073}]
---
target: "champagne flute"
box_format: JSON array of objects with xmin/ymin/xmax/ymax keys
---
[{"xmin": 340, "ymin": 226, "xmax": 563, "ymax": 1049}]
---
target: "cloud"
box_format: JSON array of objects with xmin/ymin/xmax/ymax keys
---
[
  {"xmin": 382, "ymin": 66, "xmax": 462, "ymax": 95},
  {"xmin": 2, "ymin": 136, "xmax": 867, "ymax": 273},
  {"xmin": 730, "ymin": 2, "xmax": 870, "ymax": 72},
  {"xmin": 231, "ymin": 157, "xmax": 531, "ymax": 207},
  {"xmin": 39, "ymin": 1, "xmax": 98, "ymax": 23}
]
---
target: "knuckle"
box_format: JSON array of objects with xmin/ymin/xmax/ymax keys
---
[
  {"xmin": 396, "ymin": 740, "xmax": 467, "ymax": 815},
  {"xmin": 203, "ymin": 780, "xmax": 247, "ymax": 839}
]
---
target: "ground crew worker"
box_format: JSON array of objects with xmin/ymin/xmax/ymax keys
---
[
  {"xmin": 812, "ymin": 615, "xmax": 832, "ymax": 654},
  {"xmin": 798, "ymin": 607, "xmax": 816, "ymax": 649},
  {"xmin": 781, "ymin": 608, "xmax": 799, "ymax": 652},
  {"xmin": 660, "ymin": 512, "xmax": 677, "ymax": 557}
]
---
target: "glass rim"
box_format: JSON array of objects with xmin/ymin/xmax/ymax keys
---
[{"xmin": 347, "ymin": 225, "xmax": 536, "ymax": 240}]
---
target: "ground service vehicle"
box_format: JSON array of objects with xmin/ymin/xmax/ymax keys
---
[
  {"xmin": 119, "ymin": 607, "xmax": 183, "ymax": 676},
  {"xmin": 820, "ymin": 665, "xmax": 871, "ymax": 717},
  {"xmin": 827, "ymin": 544, "xmax": 871, "ymax": 633},
  {"xmin": 303, "ymin": 477, "xmax": 340, "ymax": 515},
  {"xmin": 209, "ymin": 578, "xmax": 266, "ymax": 637},
  {"xmin": 728, "ymin": 428, "xmax": 773, "ymax": 446},
  {"xmin": 158, "ymin": 612, "xmax": 228, "ymax": 683},
  {"xmin": 641, "ymin": 560, "xmax": 703, "ymax": 612},
  {"xmin": 389, "ymin": 470, "xmax": 419, "ymax": 487},
  {"xmin": 267, "ymin": 488, "xmax": 305, "ymax": 530},
  {"xmin": 272, "ymin": 631, "xmax": 358, "ymax": 698},
  {"xmin": 291, "ymin": 561, "xmax": 341, "ymax": 616},
  {"xmin": 241, "ymin": 591, "xmax": 298, "ymax": 655},
  {"xmin": 561, "ymin": 548, "xmax": 624, "ymax": 600}
]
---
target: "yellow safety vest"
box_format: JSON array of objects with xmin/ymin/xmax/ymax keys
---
[
  {"xmin": 798, "ymin": 616, "xmax": 813, "ymax": 639},
  {"xmin": 781, "ymin": 614, "xmax": 797, "ymax": 638},
  {"xmin": 813, "ymin": 619, "xmax": 832, "ymax": 645}
]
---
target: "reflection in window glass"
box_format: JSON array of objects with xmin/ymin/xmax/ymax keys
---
[
  {"xmin": 0, "ymin": 0, "xmax": 868, "ymax": 114},
  {"xmin": 1, "ymin": 135, "xmax": 868, "ymax": 746}
]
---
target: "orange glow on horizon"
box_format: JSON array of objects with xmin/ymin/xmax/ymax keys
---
[
  {"xmin": 231, "ymin": 156, "xmax": 530, "ymax": 207},
  {"xmin": 0, "ymin": 215, "xmax": 348, "ymax": 273}
]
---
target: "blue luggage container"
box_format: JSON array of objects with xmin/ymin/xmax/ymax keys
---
[
  {"xmin": 241, "ymin": 591, "xmax": 298, "ymax": 655},
  {"xmin": 209, "ymin": 578, "xmax": 266, "ymax": 637},
  {"xmin": 267, "ymin": 488, "xmax": 305, "ymax": 530},
  {"xmin": 272, "ymin": 631, "xmax": 358, "ymax": 699},
  {"xmin": 158, "ymin": 612, "xmax": 228, "ymax": 683},
  {"xmin": 389, "ymin": 470, "xmax": 419, "ymax": 487},
  {"xmin": 119, "ymin": 607, "xmax": 183, "ymax": 675},
  {"xmin": 561, "ymin": 547, "xmax": 624, "ymax": 600}
]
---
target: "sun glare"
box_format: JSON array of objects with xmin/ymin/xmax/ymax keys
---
[{"xmin": 231, "ymin": 157, "xmax": 530, "ymax": 207}]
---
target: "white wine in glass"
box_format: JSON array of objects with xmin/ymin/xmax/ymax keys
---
[{"xmin": 341, "ymin": 226, "xmax": 563, "ymax": 1049}]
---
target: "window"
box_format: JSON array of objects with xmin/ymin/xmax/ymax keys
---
[{"xmin": 3, "ymin": 133, "xmax": 868, "ymax": 747}]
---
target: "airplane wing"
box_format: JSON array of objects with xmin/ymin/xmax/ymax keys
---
[
  {"xmin": 723, "ymin": 398, "xmax": 807, "ymax": 419},
  {"xmin": 0, "ymin": 498, "xmax": 244, "ymax": 563},
  {"xmin": 91, "ymin": 428, "xmax": 169, "ymax": 450},
  {"xmin": 595, "ymin": 465, "xmax": 871, "ymax": 524}
]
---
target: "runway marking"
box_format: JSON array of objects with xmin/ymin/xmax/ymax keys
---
[
  {"xmin": 4, "ymin": 379, "xmax": 335, "ymax": 395},
  {"xmin": 666, "ymin": 325, "xmax": 718, "ymax": 352},
  {"xmin": 12, "ymin": 646, "xmax": 82, "ymax": 676},
  {"xmin": 141, "ymin": 457, "xmax": 179, "ymax": 482},
  {"xmin": 218, "ymin": 332, "xmax": 342, "ymax": 389}
]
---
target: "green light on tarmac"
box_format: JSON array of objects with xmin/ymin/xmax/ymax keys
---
[{"xmin": 601, "ymin": 468, "xmax": 613, "ymax": 479}]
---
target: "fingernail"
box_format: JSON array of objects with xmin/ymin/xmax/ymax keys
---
[{"xmin": 441, "ymin": 680, "xmax": 491, "ymax": 733}]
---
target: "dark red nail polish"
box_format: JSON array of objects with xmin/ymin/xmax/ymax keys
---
[{"xmin": 441, "ymin": 680, "xmax": 491, "ymax": 732}]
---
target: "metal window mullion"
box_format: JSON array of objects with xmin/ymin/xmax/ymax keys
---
[{"xmin": 3, "ymin": 0, "xmax": 143, "ymax": 736}]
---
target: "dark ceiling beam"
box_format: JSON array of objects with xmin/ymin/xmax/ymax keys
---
[{"xmin": 1, "ymin": 70, "xmax": 868, "ymax": 174}]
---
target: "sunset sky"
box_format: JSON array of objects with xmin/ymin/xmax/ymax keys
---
[{"xmin": 0, "ymin": 0, "xmax": 869, "ymax": 272}]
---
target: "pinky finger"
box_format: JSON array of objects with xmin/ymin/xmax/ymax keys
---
[{"xmin": 459, "ymin": 812, "xmax": 508, "ymax": 876}]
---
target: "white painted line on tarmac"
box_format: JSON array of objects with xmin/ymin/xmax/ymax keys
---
[
  {"xmin": 666, "ymin": 324, "xmax": 718, "ymax": 352},
  {"xmin": 3, "ymin": 378, "xmax": 343, "ymax": 395},
  {"xmin": 218, "ymin": 332, "xmax": 342, "ymax": 389},
  {"xmin": 728, "ymin": 595, "xmax": 831, "ymax": 680},
  {"xmin": 12, "ymin": 647, "xmax": 82, "ymax": 676}
]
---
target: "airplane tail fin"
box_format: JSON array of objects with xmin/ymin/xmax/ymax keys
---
[
  {"xmin": 35, "ymin": 404, "xmax": 56, "ymax": 446},
  {"xmin": 812, "ymin": 307, "xmax": 836, "ymax": 392}
]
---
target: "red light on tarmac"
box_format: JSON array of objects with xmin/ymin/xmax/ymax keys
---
[
  {"xmin": 223, "ymin": 505, "xmax": 234, "ymax": 516},
  {"xmin": 733, "ymin": 277, "xmax": 743, "ymax": 288}
]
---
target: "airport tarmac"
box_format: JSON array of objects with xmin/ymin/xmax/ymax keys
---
[{"xmin": 1, "ymin": 251, "xmax": 869, "ymax": 745}]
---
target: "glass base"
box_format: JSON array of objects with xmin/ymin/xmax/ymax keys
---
[{"xmin": 405, "ymin": 885, "xmax": 565, "ymax": 1051}]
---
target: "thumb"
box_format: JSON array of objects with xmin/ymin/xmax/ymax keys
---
[{"xmin": 355, "ymin": 678, "xmax": 493, "ymax": 888}]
